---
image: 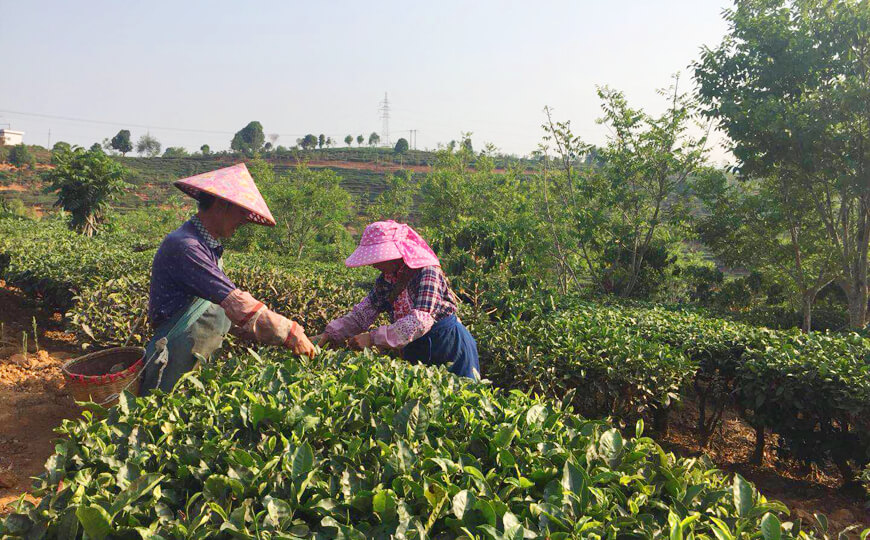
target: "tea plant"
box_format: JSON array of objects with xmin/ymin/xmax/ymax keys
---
[{"xmin": 1, "ymin": 350, "xmax": 817, "ymax": 539}]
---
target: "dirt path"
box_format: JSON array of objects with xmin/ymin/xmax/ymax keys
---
[
  {"xmin": 0, "ymin": 282, "xmax": 80, "ymax": 516},
  {"xmin": 662, "ymin": 399, "xmax": 870, "ymax": 531}
]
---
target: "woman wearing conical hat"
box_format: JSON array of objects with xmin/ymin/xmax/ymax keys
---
[
  {"xmin": 316, "ymin": 220, "xmax": 480, "ymax": 380},
  {"xmin": 140, "ymin": 163, "xmax": 316, "ymax": 395}
]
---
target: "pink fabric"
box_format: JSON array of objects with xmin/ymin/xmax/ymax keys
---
[
  {"xmin": 324, "ymin": 296, "xmax": 380, "ymax": 342},
  {"xmin": 220, "ymin": 288, "xmax": 294, "ymax": 346},
  {"xmin": 325, "ymin": 290, "xmax": 435, "ymax": 349},
  {"xmin": 345, "ymin": 220, "xmax": 440, "ymax": 269},
  {"xmin": 175, "ymin": 163, "xmax": 276, "ymax": 226},
  {"xmin": 221, "ymin": 289, "xmax": 264, "ymax": 326},
  {"xmin": 371, "ymin": 310, "xmax": 435, "ymax": 348}
]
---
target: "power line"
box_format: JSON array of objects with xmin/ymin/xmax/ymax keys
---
[
  {"xmin": 0, "ymin": 109, "xmax": 365, "ymax": 140},
  {"xmin": 0, "ymin": 108, "xmax": 236, "ymax": 135}
]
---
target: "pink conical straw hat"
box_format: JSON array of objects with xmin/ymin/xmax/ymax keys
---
[
  {"xmin": 174, "ymin": 163, "xmax": 276, "ymax": 226},
  {"xmin": 345, "ymin": 220, "xmax": 440, "ymax": 269}
]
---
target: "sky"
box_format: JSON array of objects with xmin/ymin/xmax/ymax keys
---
[{"xmin": 0, "ymin": 0, "xmax": 734, "ymax": 164}]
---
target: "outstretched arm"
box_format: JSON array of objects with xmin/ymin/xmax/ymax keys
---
[
  {"xmin": 322, "ymin": 296, "xmax": 380, "ymax": 345},
  {"xmin": 221, "ymin": 289, "xmax": 315, "ymax": 358}
]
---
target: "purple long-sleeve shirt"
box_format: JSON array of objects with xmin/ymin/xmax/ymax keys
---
[{"xmin": 148, "ymin": 217, "xmax": 237, "ymax": 328}]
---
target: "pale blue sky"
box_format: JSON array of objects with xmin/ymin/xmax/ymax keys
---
[{"xmin": 0, "ymin": 1, "xmax": 733, "ymax": 162}]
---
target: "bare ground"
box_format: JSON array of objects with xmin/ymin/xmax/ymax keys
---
[
  {"xmin": 0, "ymin": 282, "xmax": 79, "ymax": 516},
  {"xmin": 662, "ymin": 398, "xmax": 870, "ymax": 531}
]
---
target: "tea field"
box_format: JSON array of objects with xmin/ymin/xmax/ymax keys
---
[{"xmin": 1, "ymin": 214, "xmax": 869, "ymax": 538}]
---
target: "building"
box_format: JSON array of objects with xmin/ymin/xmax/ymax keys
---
[{"xmin": 0, "ymin": 129, "xmax": 25, "ymax": 146}]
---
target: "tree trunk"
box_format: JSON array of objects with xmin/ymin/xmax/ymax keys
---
[
  {"xmin": 751, "ymin": 425, "xmax": 765, "ymax": 464},
  {"xmin": 843, "ymin": 279, "xmax": 868, "ymax": 329},
  {"xmin": 801, "ymin": 291, "xmax": 815, "ymax": 333}
]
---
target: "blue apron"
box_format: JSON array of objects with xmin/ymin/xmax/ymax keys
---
[
  {"xmin": 402, "ymin": 315, "xmax": 480, "ymax": 380},
  {"xmin": 139, "ymin": 297, "xmax": 231, "ymax": 395}
]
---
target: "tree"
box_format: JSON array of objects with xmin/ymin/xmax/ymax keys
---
[
  {"xmin": 461, "ymin": 133, "xmax": 473, "ymax": 153},
  {"xmin": 539, "ymin": 77, "xmax": 709, "ymax": 297},
  {"xmin": 110, "ymin": 130, "xmax": 133, "ymax": 155},
  {"xmin": 326, "ymin": 137, "xmax": 334, "ymax": 148},
  {"xmin": 230, "ymin": 121, "xmax": 265, "ymax": 155},
  {"xmin": 229, "ymin": 160, "xmax": 354, "ymax": 258},
  {"xmin": 300, "ymin": 134, "xmax": 318, "ymax": 150},
  {"xmin": 136, "ymin": 134, "xmax": 161, "ymax": 157},
  {"xmin": 368, "ymin": 132, "xmax": 380, "ymax": 147},
  {"xmin": 345, "ymin": 135, "xmax": 353, "ymax": 147},
  {"xmin": 695, "ymin": 0, "xmax": 870, "ymax": 328},
  {"xmin": 368, "ymin": 170, "xmax": 417, "ymax": 223},
  {"xmin": 163, "ymin": 147, "xmax": 189, "ymax": 158},
  {"xmin": 200, "ymin": 144, "xmax": 211, "ymax": 155},
  {"xmin": 695, "ymin": 170, "xmax": 837, "ymax": 331},
  {"xmin": 357, "ymin": 135, "xmax": 364, "ymax": 147},
  {"xmin": 318, "ymin": 134, "xmax": 325, "ymax": 149},
  {"xmin": 47, "ymin": 146, "xmax": 129, "ymax": 236},
  {"xmin": 417, "ymin": 145, "xmax": 546, "ymax": 305},
  {"xmin": 394, "ymin": 138, "xmax": 409, "ymax": 154},
  {"xmin": 8, "ymin": 144, "xmax": 35, "ymax": 169},
  {"xmin": 264, "ymin": 142, "xmax": 273, "ymax": 151},
  {"xmin": 51, "ymin": 142, "xmax": 71, "ymax": 165}
]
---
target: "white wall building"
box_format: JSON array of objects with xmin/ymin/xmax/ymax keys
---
[{"xmin": 0, "ymin": 130, "xmax": 25, "ymax": 146}]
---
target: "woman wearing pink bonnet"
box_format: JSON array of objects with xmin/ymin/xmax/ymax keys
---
[{"xmin": 316, "ymin": 220, "xmax": 480, "ymax": 380}]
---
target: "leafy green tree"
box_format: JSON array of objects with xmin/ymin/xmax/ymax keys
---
[
  {"xmin": 51, "ymin": 142, "xmax": 71, "ymax": 165},
  {"xmin": 200, "ymin": 144, "xmax": 211, "ymax": 155},
  {"xmin": 345, "ymin": 135, "xmax": 353, "ymax": 147},
  {"xmin": 163, "ymin": 147, "xmax": 189, "ymax": 158},
  {"xmin": 8, "ymin": 144, "xmax": 35, "ymax": 168},
  {"xmin": 90, "ymin": 143, "xmax": 104, "ymax": 153},
  {"xmin": 110, "ymin": 130, "xmax": 133, "ymax": 155},
  {"xmin": 368, "ymin": 132, "xmax": 381, "ymax": 147},
  {"xmin": 539, "ymin": 78, "xmax": 708, "ymax": 297},
  {"xmin": 300, "ymin": 134, "xmax": 318, "ymax": 150},
  {"xmin": 417, "ymin": 146, "xmax": 547, "ymax": 305},
  {"xmin": 326, "ymin": 137, "xmax": 334, "ymax": 148},
  {"xmin": 47, "ymin": 146, "xmax": 129, "ymax": 236},
  {"xmin": 318, "ymin": 134, "xmax": 325, "ymax": 149},
  {"xmin": 234, "ymin": 162, "xmax": 353, "ymax": 258},
  {"xmin": 367, "ymin": 171, "xmax": 417, "ymax": 223},
  {"xmin": 230, "ymin": 121, "xmax": 265, "ymax": 155},
  {"xmin": 461, "ymin": 134, "xmax": 473, "ymax": 153},
  {"xmin": 695, "ymin": 0, "xmax": 870, "ymax": 327},
  {"xmin": 695, "ymin": 171, "xmax": 837, "ymax": 331},
  {"xmin": 394, "ymin": 138, "xmax": 409, "ymax": 154},
  {"xmin": 136, "ymin": 134, "xmax": 161, "ymax": 157}
]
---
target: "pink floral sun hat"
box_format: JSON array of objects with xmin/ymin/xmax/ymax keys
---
[
  {"xmin": 174, "ymin": 163, "xmax": 276, "ymax": 226},
  {"xmin": 345, "ymin": 220, "xmax": 440, "ymax": 269}
]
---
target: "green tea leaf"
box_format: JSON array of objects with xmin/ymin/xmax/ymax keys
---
[
  {"xmin": 111, "ymin": 473, "xmax": 163, "ymax": 516},
  {"xmin": 291, "ymin": 442, "xmax": 315, "ymax": 479},
  {"xmin": 452, "ymin": 490, "xmax": 475, "ymax": 521},
  {"xmin": 76, "ymin": 505, "xmax": 113, "ymax": 540},
  {"xmin": 732, "ymin": 474, "xmax": 753, "ymax": 518},
  {"xmin": 526, "ymin": 404, "xmax": 546, "ymax": 428},
  {"xmin": 760, "ymin": 513, "xmax": 782, "ymax": 540}
]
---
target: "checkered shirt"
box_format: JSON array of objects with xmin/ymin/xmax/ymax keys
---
[{"xmin": 370, "ymin": 265, "xmax": 457, "ymax": 322}]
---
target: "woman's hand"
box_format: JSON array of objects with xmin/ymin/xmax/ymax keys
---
[
  {"xmin": 284, "ymin": 322, "xmax": 317, "ymax": 358},
  {"xmin": 346, "ymin": 332, "xmax": 374, "ymax": 351}
]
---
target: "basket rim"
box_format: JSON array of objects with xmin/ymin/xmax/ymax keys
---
[{"xmin": 62, "ymin": 346, "xmax": 145, "ymax": 384}]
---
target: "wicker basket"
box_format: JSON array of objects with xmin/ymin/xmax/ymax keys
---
[{"xmin": 62, "ymin": 347, "xmax": 145, "ymax": 407}]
